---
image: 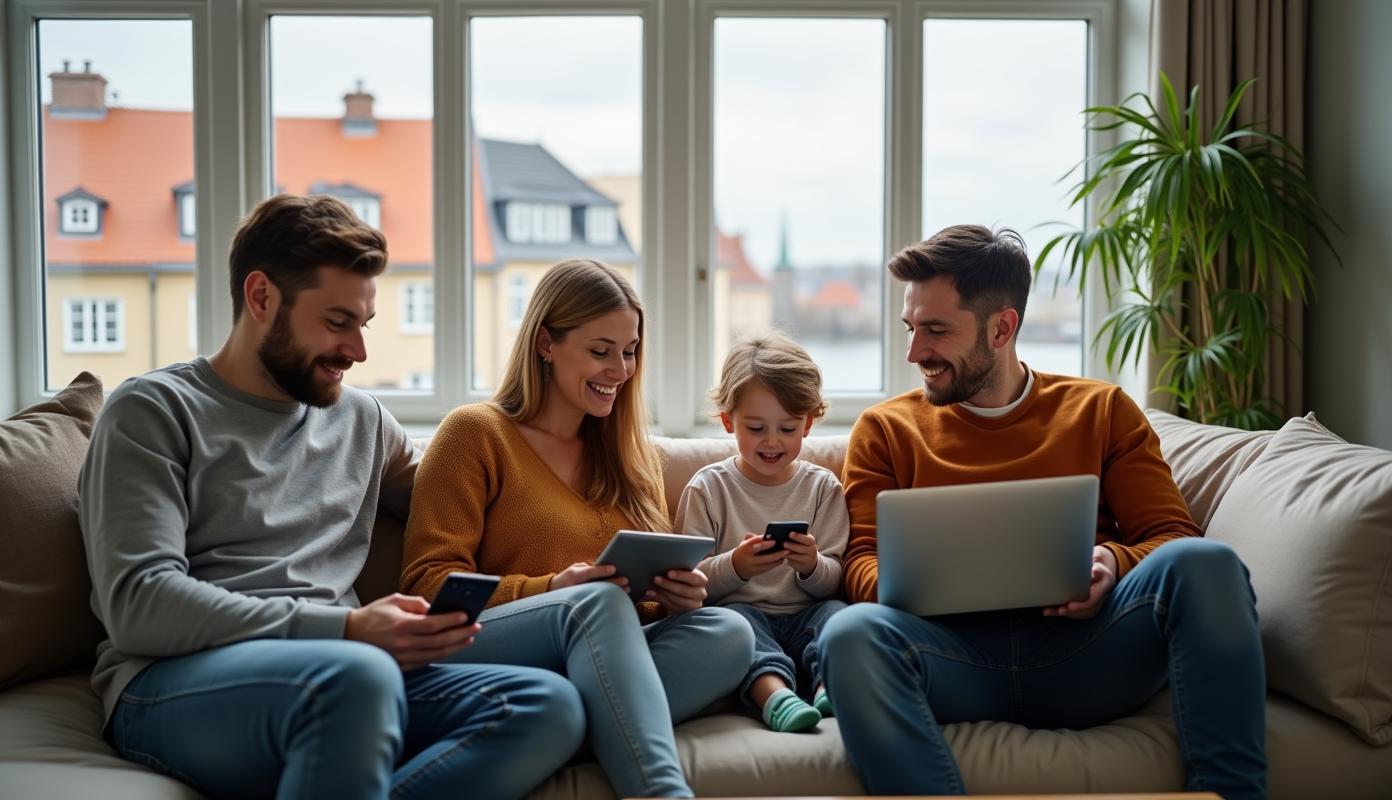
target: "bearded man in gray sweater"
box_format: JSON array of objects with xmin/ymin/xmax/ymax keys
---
[{"xmin": 78, "ymin": 194, "xmax": 584, "ymax": 800}]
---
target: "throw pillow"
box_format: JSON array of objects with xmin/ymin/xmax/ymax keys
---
[
  {"xmin": 0, "ymin": 373, "xmax": 107, "ymax": 688},
  {"xmin": 1145, "ymin": 408, "xmax": 1275, "ymax": 530},
  {"xmin": 1205, "ymin": 413, "xmax": 1392, "ymax": 745}
]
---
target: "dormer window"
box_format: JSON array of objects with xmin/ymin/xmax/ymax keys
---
[
  {"xmin": 309, "ymin": 182, "xmax": 381, "ymax": 229},
  {"xmin": 585, "ymin": 205, "xmax": 618, "ymax": 245},
  {"xmin": 346, "ymin": 197, "xmax": 381, "ymax": 228},
  {"xmin": 173, "ymin": 181, "xmax": 196, "ymax": 238},
  {"xmin": 505, "ymin": 202, "xmax": 570, "ymax": 244},
  {"xmin": 57, "ymin": 188, "xmax": 107, "ymax": 236}
]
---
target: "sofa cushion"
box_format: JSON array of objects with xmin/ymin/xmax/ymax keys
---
[
  {"xmin": 1145, "ymin": 409, "xmax": 1276, "ymax": 530},
  {"xmin": 1205, "ymin": 414, "xmax": 1392, "ymax": 745},
  {"xmin": 525, "ymin": 693, "xmax": 1183, "ymax": 799},
  {"xmin": 0, "ymin": 672, "xmax": 200, "ymax": 799},
  {"xmin": 0, "ymin": 373, "xmax": 108, "ymax": 689}
]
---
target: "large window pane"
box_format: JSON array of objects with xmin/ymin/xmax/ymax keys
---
[
  {"xmin": 923, "ymin": 18, "xmax": 1088, "ymax": 376},
  {"xmin": 38, "ymin": 20, "xmax": 195, "ymax": 390},
  {"xmin": 713, "ymin": 18, "xmax": 886, "ymax": 394},
  {"xmin": 270, "ymin": 15, "xmax": 434, "ymax": 392},
  {"xmin": 469, "ymin": 16, "xmax": 643, "ymax": 392}
]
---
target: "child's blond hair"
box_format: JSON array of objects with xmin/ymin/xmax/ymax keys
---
[{"xmin": 712, "ymin": 332, "xmax": 828, "ymax": 420}]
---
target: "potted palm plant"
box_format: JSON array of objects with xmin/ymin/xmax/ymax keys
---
[{"xmin": 1037, "ymin": 73, "xmax": 1337, "ymax": 430}]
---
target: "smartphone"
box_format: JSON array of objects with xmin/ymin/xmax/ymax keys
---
[
  {"xmin": 428, "ymin": 572, "xmax": 500, "ymax": 622},
  {"xmin": 762, "ymin": 521, "xmax": 809, "ymax": 554}
]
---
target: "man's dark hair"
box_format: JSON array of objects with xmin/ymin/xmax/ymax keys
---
[
  {"xmin": 228, "ymin": 194, "xmax": 388, "ymax": 320},
  {"xmin": 888, "ymin": 224, "xmax": 1032, "ymax": 331}
]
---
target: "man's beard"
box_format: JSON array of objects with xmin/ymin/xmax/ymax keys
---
[
  {"xmin": 920, "ymin": 322, "xmax": 996, "ymax": 407},
  {"xmin": 257, "ymin": 307, "xmax": 351, "ymax": 408}
]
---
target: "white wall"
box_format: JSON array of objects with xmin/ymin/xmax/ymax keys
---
[{"xmin": 1307, "ymin": 0, "xmax": 1392, "ymax": 449}]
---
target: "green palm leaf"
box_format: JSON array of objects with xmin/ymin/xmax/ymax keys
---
[{"xmin": 1034, "ymin": 71, "xmax": 1339, "ymax": 429}]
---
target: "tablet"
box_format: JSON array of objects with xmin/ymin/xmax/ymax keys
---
[{"xmin": 595, "ymin": 530, "xmax": 716, "ymax": 601}]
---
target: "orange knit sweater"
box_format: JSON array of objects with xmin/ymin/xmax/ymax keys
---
[
  {"xmin": 400, "ymin": 403, "xmax": 667, "ymax": 618},
  {"xmin": 842, "ymin": 372, "xmax": 1201, "ymax": 604}
]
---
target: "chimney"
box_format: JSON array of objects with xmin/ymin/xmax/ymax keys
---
[
  {"xmin": 50, "ymin": 59, "xmax": 108, "ymax": 119},
  {"xmin": 342, "ymin": 79, "xmax": 377, "ymax": 137}
]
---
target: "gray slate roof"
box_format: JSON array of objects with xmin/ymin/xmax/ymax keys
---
[{"xmin": 476, "ymin": 137, "xmax": 637, "ymax": 268}]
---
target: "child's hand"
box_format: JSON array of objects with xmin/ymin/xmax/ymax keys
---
[
  {"xmin": 732, "ymin": 533, "xmax": 786, "ymax": 581},
  {"xmin": 783, "ymin": 531, "xmax": 820, "ymax": 578}
]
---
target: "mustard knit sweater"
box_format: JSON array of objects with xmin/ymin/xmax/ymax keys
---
[{"xmin": 400, "ymin": 403, "xmax": 668, "ymax": 618}]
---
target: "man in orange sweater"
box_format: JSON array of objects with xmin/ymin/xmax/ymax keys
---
[{"xmin": 818, "ymin": 225, "xmax": 1265, "ymax": 799}]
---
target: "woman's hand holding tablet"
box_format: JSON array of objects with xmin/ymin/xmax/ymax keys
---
[{"xmin": 595, "ymin": 530, "xmax": 716, "ymax": 602}]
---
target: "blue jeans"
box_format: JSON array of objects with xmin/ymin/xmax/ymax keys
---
[
  {"xmin": 110, "ymin": 639, "xmax": 584, "ymax": 800},
  {"xmin": 449, "ymin": 582, "xmax": 756, "ymax": 799},
  {"xmin": 725, "ymin": 600, "xmax": 847, "ymax": 702},
  {"xmin": 820, "ymin": 538, "xmax": 1266, "ymax": 799}
]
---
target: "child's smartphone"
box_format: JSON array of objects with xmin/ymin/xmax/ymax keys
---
[
  {"xmin": 428, "ymin": 573, "xmax": 500, "ymax": 622},
  {"xmin": 762, "ymin": 521, "xmax": 809, "ymax": 553}
]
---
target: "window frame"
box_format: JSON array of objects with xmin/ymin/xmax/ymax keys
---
[
  {"xmin": 584, "ymin": 203, "xmax": 617, "ymax": 245},
  {"xmin": 346, "ymin": 195, "xmax": 380, "ymax": 228},
  {"xmin": 506, "ymin": 272, "xmax": 528, "ymax": 327},
  {"xmin": 62, "ymin": 296, "xmax": 125, "ymax": 352},
  {"xmin": 5, "ymin": 0, "xmax": 232, "ymax": 409},
  {"xmin": 60, "ymin": 196, "xmax": 100, "ymax": 234},
  {"xmin": 400, "ymin": 279, "xmax": 434, "ymax": 335},
  {"xmin": 177, "ymin": 189, "xmax": 196, "ymax": 238},
  {"xmin": 4, "ymin": 0, "xmax": 1133, "ymax": 427}
]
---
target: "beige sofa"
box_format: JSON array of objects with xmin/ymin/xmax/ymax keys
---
[{"xmin": 2, "ymin": 374, "xmax": 1390, "ymax": 799}]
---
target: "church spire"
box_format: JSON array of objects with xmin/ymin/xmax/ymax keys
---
[{"xmin": 774, "ymin": 214, "xmax": 792, "ymax": 272}]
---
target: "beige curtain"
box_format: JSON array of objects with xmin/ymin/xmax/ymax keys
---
[{"xmin": 1147, "ymin": 0, "xmax": 1308, "ymax": 418}]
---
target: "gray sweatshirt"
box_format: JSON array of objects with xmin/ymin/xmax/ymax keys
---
[
  {"xmin": 78, "ymin": 357, "xmax": 419, "ymax": 721},
  {"xmin": 675, "ymin": 457, "xmax": 849, "ymax": 615}
]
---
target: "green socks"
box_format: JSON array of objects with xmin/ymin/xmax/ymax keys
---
[
  {"xmin": 812, "ymin": 687, "xmax": 833, "ymax": 717},
  {"xmin": 762, "ymin": 688, "xmax": 822, "ymax": 732}
]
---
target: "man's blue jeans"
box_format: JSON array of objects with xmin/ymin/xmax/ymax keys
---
[
  {"xmin": 110, "ymin": 639, "xmax": 584, "ymax": 800},
  {"xmin": 449, "ymin": 582, "xmax": 756, "ymax": 799},
  {"xmin": 724, "ymin": 600, "xmax": 847, "ymax": 702},
  {"xmin": 820, "ymin": 538, "xmax": 1266, "ymax": 799}
]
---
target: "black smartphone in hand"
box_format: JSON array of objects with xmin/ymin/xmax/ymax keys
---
[
  {"xmin": 762, "ymin": 521, "xmax": 809, "ymax": 554},
  {"xmin": 429, "ymin": 573, "xmax": 500, "ymax": 622}
]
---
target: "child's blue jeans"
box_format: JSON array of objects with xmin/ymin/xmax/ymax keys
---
[{"xmin": 724, "ymin": 599, "xmax": 847, "ymax": 702}]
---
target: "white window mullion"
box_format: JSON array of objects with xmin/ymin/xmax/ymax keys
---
[{"xmin": 92, "ymin": 301, "xmax": 104, "ymax": 347}]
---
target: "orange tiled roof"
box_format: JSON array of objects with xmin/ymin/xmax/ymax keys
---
[
  {"xmin": 716, "ymin": 231, "xmax": 766, "ymax": 287},
  {"xmin": 42, "ymin": 108, "xmax": 495, "ymax": 269},
  {"xmin": 808, "ymin": 279, "xmax": 861, "ymax": 309},
  {"xmin": 43, "ymin": 108, "xmax": 194, "ymax": 265}
]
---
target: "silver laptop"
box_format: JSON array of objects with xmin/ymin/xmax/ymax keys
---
[{"xmin": 877, "ymin": 474, "xmax": 1099, "ymax": 616}]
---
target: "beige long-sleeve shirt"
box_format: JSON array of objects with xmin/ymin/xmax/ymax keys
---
[{"xmin": 675, "ymin": 457, "xmax": 849, "ymax": 615}]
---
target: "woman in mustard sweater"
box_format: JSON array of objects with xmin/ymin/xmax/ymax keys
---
[{"xmin": 400, "ymin": 259, "xmax": 755, "ymax": 799}]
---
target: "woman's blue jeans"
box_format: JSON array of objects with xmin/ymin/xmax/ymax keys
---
[
  {"xmin": 110, "ymin": 639, "xmax": 584, "ymax": 800},
  {"xmin": 819, "ymin": 538, "xmax": 1267, "ymax": 799},
  {"xmin": 448, "ymin": 582, "xmax": 756, "ymax": 799}
]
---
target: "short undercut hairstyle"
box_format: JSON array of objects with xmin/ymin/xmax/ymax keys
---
[
  {"xmin": 228, "ymin": 194, "xmax": 388, "ymax": 320},
  {"xmin": 888, "ymin": 224, "xmax": 1032, "ymax": 331},
  {"xmin": 712, "ymin": 332, "xmax": 828, "ymax": 421}
]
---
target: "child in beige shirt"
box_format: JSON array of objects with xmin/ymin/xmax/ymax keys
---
[{"xmin": 675, "ymin": 333, "xmax": 849, "ymax": 732}]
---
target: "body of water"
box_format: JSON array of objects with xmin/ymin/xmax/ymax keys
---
[{"xmin": 803, "ymin": 338, "xmax": 1084, "ymax": 394}]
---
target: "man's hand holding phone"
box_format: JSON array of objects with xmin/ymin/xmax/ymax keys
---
[{"xmin": 345, "ymin": 593, "xmax": 480, "ymax": 672}]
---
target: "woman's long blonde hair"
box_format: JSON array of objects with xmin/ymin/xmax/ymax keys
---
[{"xmin": 492, "ymin": 259, "xmax": 669, "ymax": 531}]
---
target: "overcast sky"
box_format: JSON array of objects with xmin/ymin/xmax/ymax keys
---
[{"xmin": 39, "ymin": 15, "xmax": 1087, "ymax": 273}]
